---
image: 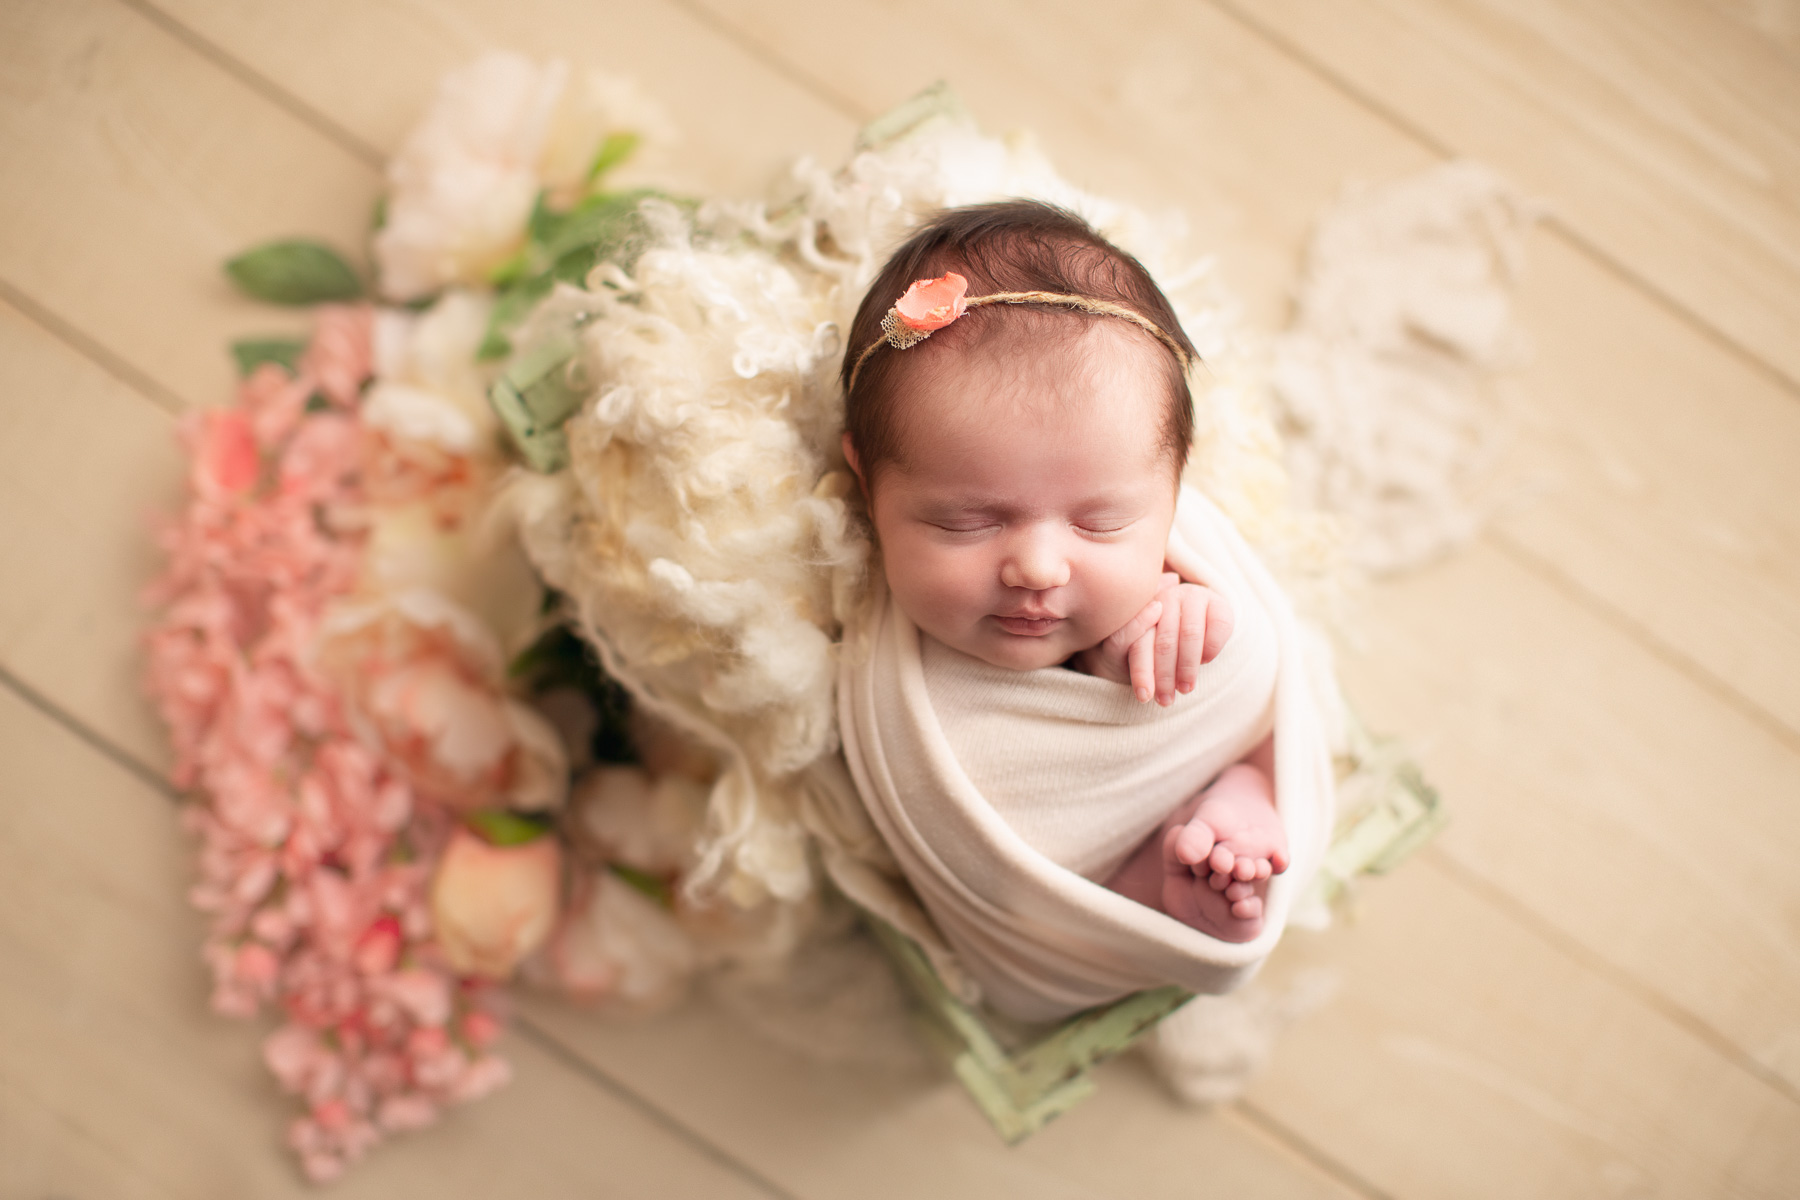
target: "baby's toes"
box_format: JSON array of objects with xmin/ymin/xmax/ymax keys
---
[
  {"xmin": 1232, "ymin": 855, "xmax": 1259, "ymax": 882},
  {"xmin": 1223, "ymin": 879, "xmax": 1256, "ymax": 902},
  {"xmin": 1208, "ymin": 870, "xmax": 1233, "ymax": 891},
  {"xmin": 1208, "ymin": 844, "xmax": 1236, "ymax": 877},
  {"xmin": 1253, "ymin": 858, "xmax": 1272, "ymax": 881},
  {"xmin": 1230, "ymin": 895, "xmax": 1263, "ymax": 920}
]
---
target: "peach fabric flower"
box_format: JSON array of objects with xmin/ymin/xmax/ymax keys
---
[
  {"xmin": 430, "ymin": 826, "xmax": 562, "ymax": 979},
  {"xmin": 894, "ymin": 271, "xmax": 969, "ymax": 332}
]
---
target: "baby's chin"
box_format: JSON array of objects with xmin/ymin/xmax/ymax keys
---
[{"xmin": 953, "ymin": 626, "xmax": 1088, "ymax": 673}]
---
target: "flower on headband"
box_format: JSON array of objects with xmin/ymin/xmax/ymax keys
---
[{"xmin": 894, "ymin": 272, "xmax": 969, "ymax": 332}]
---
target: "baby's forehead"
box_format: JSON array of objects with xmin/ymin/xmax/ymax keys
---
[{"xmin": 899, "ymin": 318, "xmax": 1169, "ymax": 421}]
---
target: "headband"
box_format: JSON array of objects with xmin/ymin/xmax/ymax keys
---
[{"xmin": 845, "ymin": 271, "xmax": 1194, "ymax": 393}]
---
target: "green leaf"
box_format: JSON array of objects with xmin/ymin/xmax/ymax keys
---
[
  {"xmin": 476, "ymin": 189, "xmax": 688, "ymax": 361},
  {"xmin": 229, "ymin": 336, "xmax": 307, "ymax": 377},
  {"xmin": 465, "ymin": 809, "xmax": 555, "ymax": 847},
  {"xmin": 585, "ymin": 131, "xmax": 640, "ymax": 183},
  {"xmin": 610, "ymin": 862, "xmax": 673, "ymax": 908},
  {"xmin": 225, "ymin": 239, "xmax": 364, "ymax": 305}
]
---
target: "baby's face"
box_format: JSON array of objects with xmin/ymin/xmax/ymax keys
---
[{"xmin": 854, "ymin": 323, "xmax": 1178, "ymax": 672}]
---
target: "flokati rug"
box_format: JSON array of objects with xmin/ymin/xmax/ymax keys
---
[{"xmin": 143, "ymin": 54, "xmax": 1531, "ymax": 1181}]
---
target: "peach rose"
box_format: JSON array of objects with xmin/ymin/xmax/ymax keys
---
[
  {"xmin": 430, "ymin": 826, "xmax": 561, "ymax": 979},
  {"xmin": 894, "ymin": 271, "xmax": 968, "ymax": 331}
]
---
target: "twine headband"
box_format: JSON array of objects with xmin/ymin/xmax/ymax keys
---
[{"xmin": 845, "ymin": 273, "xmax": 1194, "ymax": 394}]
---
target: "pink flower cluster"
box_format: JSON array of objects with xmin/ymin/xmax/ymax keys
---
[{"xmin": 144, "ymin": 307, "xmax": 512, "ymax": 1183}]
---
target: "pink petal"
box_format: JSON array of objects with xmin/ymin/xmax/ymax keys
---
[{"xmin": 894, "ymin": 272, "xmax": 969, "ymax": 332}]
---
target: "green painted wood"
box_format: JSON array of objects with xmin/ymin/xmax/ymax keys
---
[{"xmin": 488, "ymin": 332, "xmax": 584, "ymax": 473}]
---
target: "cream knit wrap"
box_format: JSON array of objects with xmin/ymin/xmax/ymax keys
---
[{"xmin": 838, "ymin": 488, "xmax": 1336, "ymax": 1022}]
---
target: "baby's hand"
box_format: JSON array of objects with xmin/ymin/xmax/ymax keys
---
[{"xmin": 1076, "ymin": 574, "xmax": 1234, "ymax": 705}]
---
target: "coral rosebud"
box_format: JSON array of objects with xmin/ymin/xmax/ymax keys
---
[
  {"xmin": 894, "ymin": 271, "xmax": 969, "ymax": 332},
  {"xmin": 429, "ymin": 827, "xmax": 561, "ymax": 979}
]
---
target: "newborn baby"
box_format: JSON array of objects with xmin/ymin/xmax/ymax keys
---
[{"xmin": 836, "ymin": 200, "xmax": 1332, "ymax": 1020}]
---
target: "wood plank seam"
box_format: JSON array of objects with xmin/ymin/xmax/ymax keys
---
[
  {"xmin": 0, "ymin": 660, "xmax": 173, "ymax": 799},
  {"xmin": 1204, "ymin": 0, "xmax": 1800, "ymax": 404},
  {"xmin": 510, "ymin": 1019, "xmax": 801, "ymax": 1200},
  {"xmin": 118, "ymin": 0, "xmax": 386, "ymax": 169},
  {"xmin": 0, "ymin": 276, "xmax": 190, "ymax": 419},
  {"xmin": 1491, "ymin": 532, "xmax": 1800, "ymax": 753},
  {"xmin": 663, "ymin": 0, "xmax": 865, "ymax": 123},
  {"xmin": 1421, "ymin": 846, "xmax": 1800, "ymax": 1110},
  {"xmin": 1234, "ymin": 1100, "xmax": 1395, "ymax": 1200},
  {"xmin": 0, "ymin": 666, "xmax": 799, "ymax": 1199}
]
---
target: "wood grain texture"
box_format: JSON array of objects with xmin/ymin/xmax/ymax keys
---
[
  {"xmin": 0, "ymin": 684, "xmax": 780, "ymax": 1200},
  {"xmin": 1340, "ymin": 542, "xmax": 1800, "ymax": 1095},
  {"xmin": 1216, "ymin": 0, "xmax": 1800, "ymax": 389},
  {"xmin": 139, "ymin": 0, "xmax": 857, "ymax": 196},
  {"xmin": 0, "ymin": 299, "xmax": 180, "ymax": 772},
  {"xmin": 0, "ymin": 0, "xmax": 377, "ymax": 411},
  {"xmin": 1248, "ymin": 861, "xmax": 1800, "ymax": 1199},
  {"xmin": 522, "ymin": 994, "xmax": 1362, "ymax": 1200}
]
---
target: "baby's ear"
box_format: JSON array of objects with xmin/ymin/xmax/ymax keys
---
[{"xmin": 842, "ymin": 433, "xmax": 867, "ymax": 492}]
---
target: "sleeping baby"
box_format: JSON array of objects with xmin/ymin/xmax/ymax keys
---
[{"xmin": 835, "ymin": 201, "xmax": 1335, "ymax": 1022}]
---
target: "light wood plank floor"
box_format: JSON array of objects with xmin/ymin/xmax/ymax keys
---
[{"xmin": 3, "ymin": 1, "xmax": 1796, "ymax": 1195}]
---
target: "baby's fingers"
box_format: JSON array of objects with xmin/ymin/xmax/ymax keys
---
[
  {"xmin": 1153, "ymin": 601, "xmax": 1184, "ymax": 704},
  {"xmin": 1200, "ymin": 589, "xmax": 1234, "ymax": 665},
  {"xmin": 1174, "ymin": 587, "xmax": 1210, "ymax": 695},
  {"xmin": 1109, "ymin": 600, "xmax": 1162, "ymax": 701}
]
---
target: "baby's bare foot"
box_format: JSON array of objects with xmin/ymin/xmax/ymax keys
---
[{"xmin": 1160, "ymin": 765, "xmax": 1288, "ymax": 942}]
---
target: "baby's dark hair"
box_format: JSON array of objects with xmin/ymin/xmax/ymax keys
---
[{"xmin": 840, "ymin": 200, "xmax": 1197, "ymax": 482}]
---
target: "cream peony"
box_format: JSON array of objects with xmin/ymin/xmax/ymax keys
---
[
  {"xmin": 374, "ymin": 53, "xmax": 672, "ymax": 300},
  {"xmin": 365, "ymin": 290, "xmax": 497, "ymax": 452},
  {"xmin": 431, "ymin": 827, "xmax": 562, "ymax": 979}
]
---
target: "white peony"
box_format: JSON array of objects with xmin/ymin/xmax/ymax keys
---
[
  {"xmin": 375, "ymin": 53, "xmax": 674, "ymax": 300},
  {"xmin": 365, "ymin": 290, "xmax": 497, "ymax": 451}
]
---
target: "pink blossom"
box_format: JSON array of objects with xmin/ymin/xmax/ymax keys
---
[
  {"xmin": 145, "ymin": 303, "xmax": 518, "ymax": 1180},
  {"xmin": 194, "ymin": 409, "xmax": 262, "ymax": 497},
  {"xmin": 894, "ymin": 271, "xmax": 969, "ymax": 332},
  {"xmin": 240, "ymin": 364, "xmax": 314, "ymax": 448},
  {"xmin": 461, "ymin": 1009, "xmax": 501, "ymax": 1047},
  {"xmin": 301, "ymin": 305, "xmax": 375, "ymax": 408}
]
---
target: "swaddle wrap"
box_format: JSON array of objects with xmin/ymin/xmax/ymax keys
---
[{"xmin": 839, "ymin": 488, "xmax": 1335, "ymax": 1022}]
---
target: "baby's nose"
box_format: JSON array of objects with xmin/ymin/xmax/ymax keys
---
[{"xmin": 999, "ymin": 531, "xmax": 1071, "ymax": 591}]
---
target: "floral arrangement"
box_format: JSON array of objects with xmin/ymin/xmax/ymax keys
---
[{"xmin": 144, "ymin": 54, "xmax": 707, "ymax": 1182}]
